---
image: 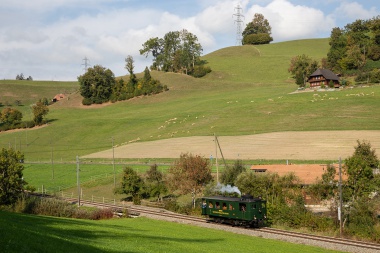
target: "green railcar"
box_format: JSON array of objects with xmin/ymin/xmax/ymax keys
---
[{"xmin": 201, "ymin": 195, "xmax": 267, "ymax": 227}]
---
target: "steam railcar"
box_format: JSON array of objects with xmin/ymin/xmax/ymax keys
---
[{"xmin": 201, "ymin": 195, "xmax": 267, "ymax": 227}]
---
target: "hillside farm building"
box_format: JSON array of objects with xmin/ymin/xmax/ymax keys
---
[
  {"xmin": 308, "ymin": 69, "xmax": 340, "ymax": 88},
  {"xmin": 52, "ymin": 94, "xmax": 65, "ymax": 102}
]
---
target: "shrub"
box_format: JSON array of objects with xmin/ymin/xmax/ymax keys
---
[
  {"xmin": 82, "ymin": 98, "xmax": 92, "ymax": 105},
  {"xmin": 12, "ymin": 195, "xmax": 115, "ymax": 220},
  {"xmin": 243, "ymin": 33, "xmax": 273, "ymax": 45},
  {"xmin": 191, "ymin": 65, "xmax": 211, "ymax": 78},
  {"xmin": 90, "ymin": 208, "xmax": 114, "ymax": 220}
]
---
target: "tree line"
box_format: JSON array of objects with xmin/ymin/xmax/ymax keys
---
[
  {"xmin": 78, "ymin": 57, "xmax": 168, "ymax": 105},
  {"xmin": 140, "ymin": 29, "xmax": 211, "ymax": 77}
]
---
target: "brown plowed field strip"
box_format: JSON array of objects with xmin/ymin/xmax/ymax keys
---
[{"xmin": 84, "ymin": 130, "xmax": 380, "ymax": 161}]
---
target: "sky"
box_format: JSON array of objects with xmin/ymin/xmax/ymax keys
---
[{"xmin": 0, "ymin": 0, "xmax": 379, "ymax": 81}]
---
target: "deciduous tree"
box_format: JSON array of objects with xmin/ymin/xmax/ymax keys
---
[
  {"xmin": 146, "ymin": 164, "xmax": 167, "ymax": 202},
  {"xmin": 220, "ymin": 160, "xmax": 246, "ymax": 186},
  {"xmin": 115, "ymin": 167, "xmax": 145, "ymax": 204},
  {"xmin": 167, "ymin": 153, "xmax": 212, "ymax": 207},
  {"xmin": 31, "ymin": 101, "xmax": 49, "ymax": 125},
  {"xmin": 78, "ymin": 65, "xmax": 115, "ymax": 105},
  {"xmin": 140, "ymin": 30, "xmax": 205, "ymax": 77},
  {"xmin": 344, "ymin": 140, "xmax": 379, "ymax": 200},
  {"xmin": 0, "ymin": 108, "xmax": 22, "ymax": 125},
  {"xmin": 242, "ymin": 13, "xmax": 273, "ymax": 45},
  {"xmin": 0, "ymin": 148, "xmax": 27, "ymax": 206},
  {"xmin": 288, "ymin": 54, "xmax": 319, "ymax": 86}
]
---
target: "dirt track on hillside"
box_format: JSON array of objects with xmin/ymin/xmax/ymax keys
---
[{"xmin": 83, "ymin": 130, "xmax": 380, "ymax": 161}]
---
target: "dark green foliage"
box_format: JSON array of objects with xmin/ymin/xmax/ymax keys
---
[
  {"xmin": 327, "ymin": 16, "xmax": 380, "ymax": 72},
  {"xmin": 242, "ymin": 13, "xmax": 272, "ymax": 45},
  {"xmin": 78, "ymin": 65, "xmax": 115, "ymax": 105},
  {"xmin": 0, "ymin": 148, "xmax": 27, "ymax": 206},
  {"xmin": 190, "ymin": 65, "xmax": 211, "ymax": 78},
  {"xmin": 288, "ymin": 54, "xmax": 319, "ymax": 86},
  {"xmin": 31, "ymin": 101, "xmax": 49, "ymax": 125},
  {"xmin": 0, "ymin": 107, "xmax": 23, "ymax": 126},
  {"xmin": 242, "ymin": 33, "xmax": 273, "ymax": 45},
  {"xmin": 145, "ymin": 164, "xmax": 167, "ymax": 201},
  {"xmin": 346, "ymin": 197, "xmax": 377, "ymax": 239},
  {"xmin": 220, "ymin": 160, "xmax": 246, "ymax": 186},
  {"xmin": 344, "ymin": 140, "xmax": 379, "ymax": 201},
  {"xmin": 115, "ymin": 167, "xmax": 146, "ymax": 204},
  {"xmin": 140, "ymin": 29, "xmax": 208, "ymax": 76},
  {"xmin": 307, "ymin": 164, "xmax": 337, "ymax": 201}
]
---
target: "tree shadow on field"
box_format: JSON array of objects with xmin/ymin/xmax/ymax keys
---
[{"xmin": 0, "ymin": 211, "xmax": 223, "ymax": 253}]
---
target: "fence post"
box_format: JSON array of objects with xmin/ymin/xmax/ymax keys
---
[{"xmin": 103, "ymin": 197, "xmax": 105, "ymax": 203}]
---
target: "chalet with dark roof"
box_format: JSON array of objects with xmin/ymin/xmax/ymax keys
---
[{"xmin": 308, "ymin": 69, "xmax": 340, "ymax": 88}]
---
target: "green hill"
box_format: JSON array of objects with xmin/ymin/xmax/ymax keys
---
[{"xmin": 0, "ymin": 38, "xmax": 379, "ymax": 163}]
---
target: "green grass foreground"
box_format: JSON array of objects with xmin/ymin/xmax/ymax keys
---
[{"xmin": 0, "ymin": 211, "xmax": 341, "ymax": 253}]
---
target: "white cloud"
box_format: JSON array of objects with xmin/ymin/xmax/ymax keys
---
[
  {"xmin": 0, "ymin": 0, "xmax": 379, "ymax": 80},
  {"xmin": 245, "ymin": 0, "xmax": 335, "ymax": 41},
  {"xmin": 334, "ymin": 1, "xmax": 379, "ymax": 20}
]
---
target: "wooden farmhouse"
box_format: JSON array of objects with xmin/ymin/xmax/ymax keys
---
[{"xmin": 308, "ymin": 69, "xmax": 340, "ymax": 88}]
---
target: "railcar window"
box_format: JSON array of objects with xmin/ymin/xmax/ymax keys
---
[
  {"xmin": 209, "ymin": 202, "xmax": 213, "ymax": 208},
  {"xmin": 216, "ymin": 202, "xmax": 220, "ymax": 209},
  {"xmin": 222, "ymin": 203, "xmax": 227, "ymax": 210},
  {"xmin": 239, "ymin": 203, "xmax": 246, "ymax": 212},
  {"xmin": 253, "ymin": 204, "xmax": 257, "ymax": 209},
  {"xmin": 229, "ymin": 204, "xmax": 234, "ymax": 210}
]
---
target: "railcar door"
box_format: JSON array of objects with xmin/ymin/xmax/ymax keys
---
[{"xmin": 238, "ymin": 203, "xmax": 247, "ymax": 220}]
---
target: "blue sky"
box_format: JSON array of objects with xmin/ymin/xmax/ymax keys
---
[{"xmin": 0, "ymin": 0, "xmax": 379, "ymax": 81}]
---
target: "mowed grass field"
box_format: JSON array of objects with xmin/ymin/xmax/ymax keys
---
[
  {"xmin": 0, "ymin": 38, "xmax": 379, "ymax": 163},
  {"xmin": 0, "ymin": 211, "xmax": 342, "ymax": 253},
  {"xmin": 1, "ymin": 38, "xmax": 380, "ymax": 194}
]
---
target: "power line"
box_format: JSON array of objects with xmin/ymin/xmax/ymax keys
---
[
  {"xmin": 233, "ymin": 3, "xmax": 245, "ymax": 46},
  {"xmin": 82, "ymin": 56, "xmax": 91, "ymax": 72}
]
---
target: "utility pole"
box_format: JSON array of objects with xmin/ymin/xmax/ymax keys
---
[
  {"xmin": 339, "ymin": 157, "xmax": 343, "ymax": 237},
  {"xmin": 233, "ymin": 3, "xmax": 245, "ymax": 46},
  {"xmin": 112, "ymin": 137, "xmax": 116, "ymax": 187},
  {"xmin": 51, "ymin": 140, "xmax": 54, "ymax": 179},
  {"xmin": 82, "ymin": 56, "xmax": 91, "ymax": 72},
  {"xmin": 76, "ymin": 155, "xmax": 81, "ymax": 207},
  {"xmin": 214, "ymin": 133, "xmax": 219, "ymax": 183}
]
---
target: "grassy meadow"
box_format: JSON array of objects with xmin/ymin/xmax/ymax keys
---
[
  {"xmin": 1, "ymin": 38, "xmax": 380, "ymax": 194},
  {"xmin": 0, "ymin": 211, "xmax": 342, "ymax": 253}
]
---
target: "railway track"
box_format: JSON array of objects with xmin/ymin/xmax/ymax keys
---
[{"xmin": 34, "ymin": 194, "xmax": 380, "ymax": 252}]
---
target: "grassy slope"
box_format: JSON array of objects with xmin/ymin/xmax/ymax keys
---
[
  {"xmin": 0, "ymin": 38, "xmax": 379, "ymax": 164},
  {"xmin": 0, "ymin": 211, "xmax": 341, "ymax": 253}
]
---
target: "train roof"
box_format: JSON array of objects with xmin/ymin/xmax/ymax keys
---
[{"xmin": 202, "ymin": 195, "xmax": 266, "ymax": 203}]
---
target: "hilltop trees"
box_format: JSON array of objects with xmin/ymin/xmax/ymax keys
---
[
  {"xmin": 242, "ymin": 13, "xmax": 273, "ymax": 45},
  {"xmin": 79, "ymin": 57, "xmax": 167, "ymax": 105},
  {"xmin": 0, "ymin": 148, "xmax": 27, "ymax": 206},
  {"xmin": 327, "ymin": 16, "xmax": 380, "ymax": 74},
  {"xmin": 140, "ymin": 29, "xmax": 210, "ymax": 77},
  {"xmin": 78, "ymin": 65, "xmax": 116, "ymax": 105}
]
